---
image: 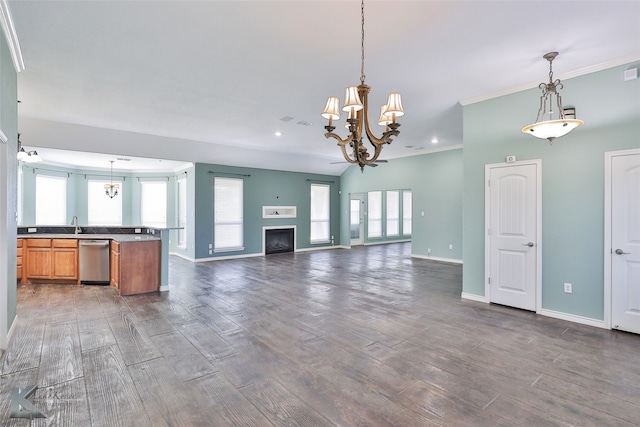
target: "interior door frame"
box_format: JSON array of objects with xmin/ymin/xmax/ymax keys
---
[
  {"xmin": 484, "ymin": 159, "xmax": 542, "ymax": 311},
  {"xmin": 604, "ymin": 147, "xmax": 640, "ymax": 330},
  {"xmin": 350, "ymin": 193, "xmax": 364, "ymax": 246}
]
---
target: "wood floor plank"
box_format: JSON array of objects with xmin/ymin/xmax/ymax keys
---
[
  {"xmin": 0, "ymin": 317, "xmax": 45, "ymax": 375},
  {"xmin": 30, "ymin": 377, "xmax": 92, "ymax": 427},
  {"xmin": 37, "ymin": 320, "xmax": 84, "ymax": 387},
  {"xmin": 176, "ymin": 321, "xmax": 238, "ymax": 361},
  {"xmin": 150, "ymin": 331, "xmax": 216, "ymax": 382},
  {"xmin": 106, "ymin": 311, "xmax": 161, "ymax": 366},
  {"xmin": 239, "ymin": 378, "xmax": 334, "ymax": 427},
  {"xmin": 82, "ymin": 345, "xmax": 149, "ymax": 427},
  {"xmin": 78, "ymin": 316, "xmax": 117, "ymax": 352}
]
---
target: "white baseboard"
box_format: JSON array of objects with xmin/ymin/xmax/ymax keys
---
[
  {"xmin": 364, "ymin": 239, "xmax": 411, "ymax": 246},
  {"xmin": 2, "ymin": 315, "xmax": 18, "ymax": 350},
  {"xmin": 194, "ymin": 252, "xmax": 263, "ymax": 262},
  {"xmin": 296, "ymin": 245, "xmax": 349, "ymax": 253},
  {"xmin": 537, "ymin": 308, "xmax": 607, "ymax": 330},
  {"xmin": 412, "ymin": 254, "xmax": 463, "ymax": 265},
  {"xmin": 461, "ymin": 292, "xmax": 489, "ymax": 303},
  {"xmin": 169, "ymin": 251, "xmax": 195, "ymax": 262},
  {"xmin": 158, "ymin": 285, "xmax": 170, "ymax": 292}
]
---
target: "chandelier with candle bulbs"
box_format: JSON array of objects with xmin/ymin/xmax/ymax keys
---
[
  {"xmin": 105, "ymin": 160, "xmax": 119, "ymax": 199},
  {"xmin": 321, "ymin": 0, "xmax": 404, "ymax": 171}
]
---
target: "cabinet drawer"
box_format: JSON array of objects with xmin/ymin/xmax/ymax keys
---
[
  {"xmin": 53, "ymin": 239, "xmax": 78, "ymax": 248},
  {"xmin": 16, "ymin": 255, "xmax": 22, "ymax": 266},
  {"xmin": 27, "ymin": 239, "xmax": 51, "ymax": 247},
  {"xmin": 17, "ymin": 247, "xmax": 23, "ymax": 257},
  {"xmin": 111, "ymin": 241, "xmax": 120, "ymax": 252},
  {"xmin": 17, "ymin": 265, "xmax": 22, "ymax": 280},
  {"xmin": 17, "ymin": 239, "xmax": 23, "ymax": 248}
]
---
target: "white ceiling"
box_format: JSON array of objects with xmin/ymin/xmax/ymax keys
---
[{"xmin": 9, "ymin": 1, "xmax": 640, "ymax": 175}]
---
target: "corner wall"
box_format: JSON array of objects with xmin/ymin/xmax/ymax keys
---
[{"xmin": 462, "ymin": 62, "xmax": 640, "ymax": 321}]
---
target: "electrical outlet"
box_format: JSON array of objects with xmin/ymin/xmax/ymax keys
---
[
  {"xmin": 427, "ymin": 248, "xmax": 431, "ymax": 254},
  {"xmin": 564, "ymin": 282, "xmax": 572, "ymax": 294},
  {"xmin": 449, "ymin": 244, "xmax": 453, "ymax": 250},
  {"xmin": 208, "ymin": 249, "xmax": 212, "ymax": 255},
  {"xmin": 208, "ymin": 243, "xmax": 213, "ymax": 249}
]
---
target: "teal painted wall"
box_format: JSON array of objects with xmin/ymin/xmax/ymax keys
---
[
  {"xmin": 1, "ymin": 29, "xmax": 18, "ymax": 336},
  {"xmin": 463, "ymin": 62, "xmax": 640, "ymax": 320},
  {"xmin": 340, "ymin": 149, "xmax": 463, "ymax": 261},
  {"xmin": 193, "ymin": 163, "xmax": 341, "ymax": 259}
]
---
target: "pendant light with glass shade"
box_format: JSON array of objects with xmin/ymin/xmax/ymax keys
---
[{"xmin": 522, "ymin": 52, "xmax": 583, "ymax": 144}]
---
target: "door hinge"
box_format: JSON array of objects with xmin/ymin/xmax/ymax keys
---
[
  {"xmin": 487, "ymin": 180, "xmax": 491, "ymax": 187},
  {"xmin": 487, "ymin": 228, "xmax": 491, "ymax": 236},
  {"xmin": 488, "ymin": 277, "xmax": 491, "ymax": 284}
]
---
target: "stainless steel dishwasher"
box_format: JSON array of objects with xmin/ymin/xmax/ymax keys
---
[{"xmin": 79, "ymin": 240, "xmax": 110, "ymax": 284}]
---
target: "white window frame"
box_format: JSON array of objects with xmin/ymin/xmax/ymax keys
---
[
  {"xmin": 214, "ymin": 177, "xmax": 244, "ymax": 252},
  {"xmin": 367, "ymin": 190, "xmax": 382, "ymax": 239},
  {"xmin": 35, "ymin": 174, "xmax": 67, "ymax": 225},
  {"xmin": 310, "ymin": 184, "xmax": 330, "ymax": 244},
  {"xmin": 386, "ymin": 190, "xmax": 400, "ymax": 237}
]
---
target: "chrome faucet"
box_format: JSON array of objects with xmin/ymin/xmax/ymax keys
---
[{"xmin": 71, "ymin": 216, "xmax": 81, "ymax": 234}]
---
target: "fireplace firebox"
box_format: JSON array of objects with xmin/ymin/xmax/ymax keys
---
[{"xmin": 265, "ymin": 228, "xmax": 294, "ymax": 255}]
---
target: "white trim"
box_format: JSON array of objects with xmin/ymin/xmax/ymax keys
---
[
  {"xmin": 384, "ymin": 144, "xmax": 464, "ymax": 161},
  {"xmin": 412, "ymin": 253, "xmax": 463, "ymax": 265},
  {"xmin": 159, "ymin": 285, "xmax": 169, "ymax": 292},
  {"xmin": 296, "ymin": 245, "xmax": 347, "ymax": 253},
  {"xmin": 0, "ymin": 0, "xmax": 25, "ymax": 72},
  {"xmin": 0, "ymin": 129, "xmax": 7, "ymax": 144},
  {"xmin": 485, "ymin": 159, "xmax": 542, "ymax": 311},
  {"xmin": 603, "ymin": 148, "xmax": 640, "ymax": 330},
  {"xmin": 461, "ymin": 292, "xmax": 489, "ymax": 303},
  {"xmin": 169, "ymin": 251, "xmax": 195, "ymax": 262},
  {"xmin": 364, "ymin": 238, "xmax": 411, "ymax": 246},
  {"xmin": 537, "ymin": 308, "xmax": 606, "ymax": 330},
  {"xmin": 194, "ymin": 252, "xmax": 263, "ymax": 262},
  {"xmin": 262, "ymin": 225, "xmax": 296, "ymax": 255},
  {"xmin": 262, "ymin": 206, "xmax": 297, "ymax": 219},
  {"xmin": 461, "ymin": 53, "xmax": 640, "ymax": 106}
]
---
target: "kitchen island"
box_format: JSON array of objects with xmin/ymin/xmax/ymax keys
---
[{"xmin": 17, "ymin": 227, "xmax": 163, "ymax": 296}]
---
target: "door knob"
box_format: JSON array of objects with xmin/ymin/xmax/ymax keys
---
[
  {"xmin": 615, "ymin": 249, "xmax": 630, "ymax": 255},
  {"xmin": 522, "ymin": 242, "xmax": 534, "ymax": 247}
]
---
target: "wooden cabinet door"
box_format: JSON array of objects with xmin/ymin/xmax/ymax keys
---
[
  {"xmin": 52, "ymin": 248, "xmax": 78, "ymax": 279},
  {"xmin": 26, "ymin": 248, "xmax": 51, "ymax": 279}
]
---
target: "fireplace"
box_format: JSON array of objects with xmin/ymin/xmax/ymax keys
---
[{"xmin": 264, "ymin": 227, "xmax": 295, "ymax": 255}]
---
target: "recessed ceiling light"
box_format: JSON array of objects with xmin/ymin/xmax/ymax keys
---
[
  {"xmin": 431, "ymin": 138, "xmax": 438, "ymax": 144},
  {"xmin": 275, "ymin": 131, "xmax": 282, "ymax": 137}
]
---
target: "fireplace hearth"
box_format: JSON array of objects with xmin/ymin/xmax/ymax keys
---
[{"xmin": 265, "ymin": 228, "xmax": 294, "ymax": 255}]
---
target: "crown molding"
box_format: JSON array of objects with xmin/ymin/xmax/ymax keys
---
[
  {"xmin": 0, "ymin": 0, "xmax": 24, "ymax": 72},
  {"xmin": 460, "ymin": 52, "xmax": 640, "ymax": 106}
]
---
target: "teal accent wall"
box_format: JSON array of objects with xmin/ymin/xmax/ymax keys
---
[
  {"xmin": 1, "ymin": 29, "xmax": 18, "ymax": 336},
  {"xmin": 340, "ymin": 149, "xmax": 463, "ymax": 261},
  {"xmin": 193, "ymin": 163, "xmax": 341, "ymax": 259},
  {"xmin": 463, "ymin": 62, "xmax": 640, "ymax": 320}
]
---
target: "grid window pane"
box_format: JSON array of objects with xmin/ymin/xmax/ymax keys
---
[
  {"xmin": 310, "ymin": 184, "xmax": 330, "ymax": 243},
  {"xmin": 367, "ymin": 191, "xmax": 382, "ymax": 238},
  {"xmin": 35, "ymin": 175, "xmax": 67, "ymax": 225},
  {"xmin": 141, "ymin": 181, "xmax": 167, "ymax": 228},
  {"xmin": 386, "ymin": 190, "xmax": 399, "ymax": 237},
  {"xmin": 214, "ymin": 177, "xmax": 243, "ymax": 251},
  {"xmin": 88, "ymin": 180, "xmax": 122, "ymax": 226}
]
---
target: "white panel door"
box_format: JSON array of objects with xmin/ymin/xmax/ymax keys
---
[
  {"xmin": 487, "ymin": 163, "xmax": 539, "ymax": 311},
  {"xmin": 611, "ymin": 153, "xmax": 640, "ymax": 334},
  {"xmin": 350, "ymin": 195, "xmax": 364, "ymax": 246}
]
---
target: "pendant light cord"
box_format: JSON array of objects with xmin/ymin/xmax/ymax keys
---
[{"xmin": 360, "ymin": 0, "xmax": 366, "ymax": 85}]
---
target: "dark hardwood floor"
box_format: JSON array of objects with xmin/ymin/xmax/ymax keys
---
[{"xmin": 1, "ymin": 242, "xmax": 640, "ymax": 426}]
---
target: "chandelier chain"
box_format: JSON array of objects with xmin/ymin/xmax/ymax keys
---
[{"xmin": 360, "ymin": 0, "xmax": 365, "ymax": 85}]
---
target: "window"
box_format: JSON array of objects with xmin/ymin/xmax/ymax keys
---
[
  {"xmin": 310, "ymin": 184, "xmax": 330, "ymax": 243},
  {"xmin": 35, "ymin": 174, "xmax": 67, "ymax": 225},
  {"xmin": 177, "ymin": 177, "xmax": 187, "ymax": 248},
  {"xmin": 140, "ymin": 181, "xmax": 167, "ymax": 228},
  {"xmin": 214, "ymin": 177, "xmax": 243, "ymax": 251},
  {"xmin": 386, "ymin": 190, "xmax": 399, "ymax": 237},
  {"xmin": 403, "ymin": 191, "xmax": 412, "ymax": 235},
  {"xmin": 88, "ymin": 180, "xmax": 123, "ymax": 226},
  {"xmin": 367, "ymin": 191, "xmax": 382, "ymax": 238}
]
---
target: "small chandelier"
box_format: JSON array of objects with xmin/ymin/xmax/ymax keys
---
[
  {"xmin": 16, "ymin": 133, "xmax": 42, "ymax": 163},
  {"xmin": 321, "ymin": 0, "xmax": 404, "ymax": 171},
  {"xmin": 522, "ymin": 52, "xmax": 583, "ymax": 144},
  {"xmin": 105, "ymin": 160, "xmax": 119, "ymax": 199}
]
